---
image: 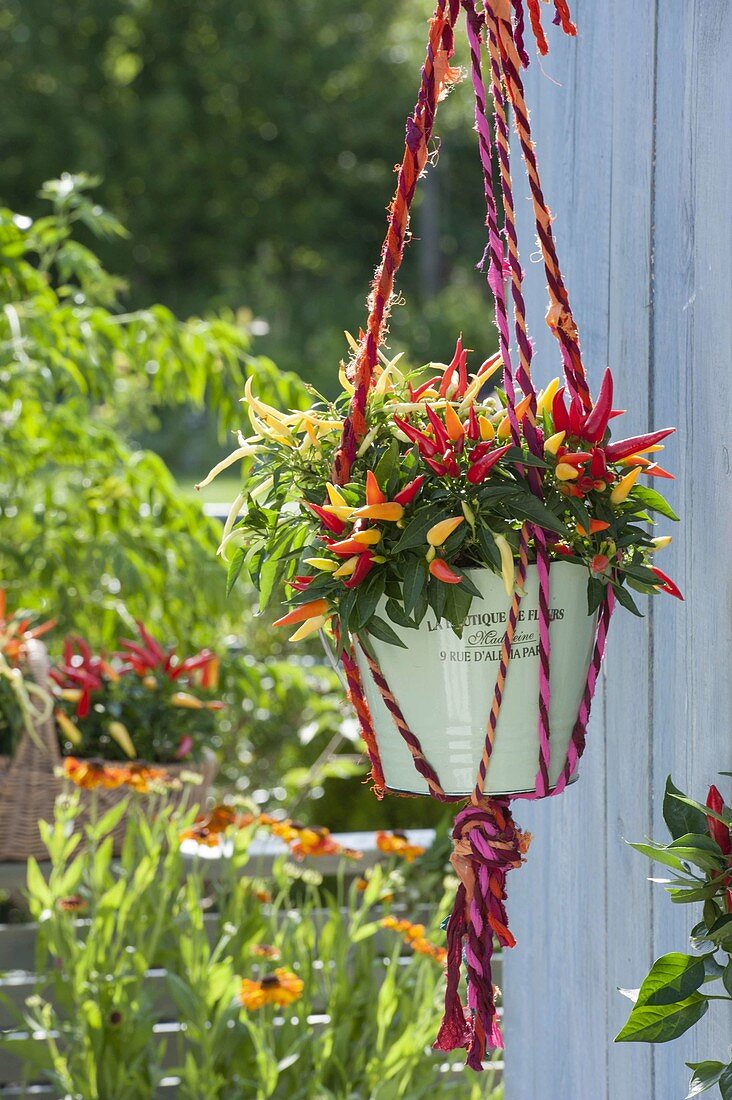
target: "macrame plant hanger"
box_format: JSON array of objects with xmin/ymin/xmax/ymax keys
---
[{"xmin": 332, "ymin": 0, "xmax": 614, "ymax": 1070}]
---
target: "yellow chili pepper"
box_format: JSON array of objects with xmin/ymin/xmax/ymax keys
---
[
  {"xmin": 493, "ymin": 533, "xmax": 515, "ymax": 597},
  {"xmin": 479, "ymin": 415, "xmax": 495, "ymax": 441},
  {"xmin": 536, "ymin": 377, "xmax": 560, "ymax": 415},
  {"xmin": 651, "ymin": 535, "xmax": 672, "ymax": 551},
  {"xmin": 303, "ymin": 558, "xmax": 339, "ymax": 572},
  {"xmin": 171, "ymin": 692, "xmax": 205, "ymax": 710},
  {"xmin": 555, "ymin": 462, "xmax": 580, "ymax": 481},
  {"xmin": 333, "ymin": 556, "xmax": 359, "ymax": 578},
  {"xmin": 426, "ymin": 516, "xmax": 464, "ymax": 547},
  {"xmin": 55, "ymin": 710, "xmax": 83, "ymax": 747},
  {"xmin": 352, "ymin": 503, "xmax": 404, "ymax": 522},
  {"xmin": 108, "ymin": 720, "xmax": 137, "ymax": 760},
  {"xmin": 326, "ymin": 483, "xmax": 349, "ymax": 508},
  {"xmin": 544, "ymin": 430, "xmax": 566, "ymax": 456},
  {"xmin": 610, "ymin": 466, "xmax": 641, "ymax": 504},
  {"xmin": 353, "ymin": 529, "xmax": 382, "ymax": 545},
  {"xmin": 289, "ymin": 614, "xmax": 327, "ymax": 642}
]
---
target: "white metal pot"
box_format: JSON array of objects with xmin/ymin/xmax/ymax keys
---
[{"xmin": 354, "ymin": 561, "xmax": 597, "ymax": 796}]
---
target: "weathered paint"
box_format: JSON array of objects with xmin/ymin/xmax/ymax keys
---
[{"xmin": 502, "ymin": 2, "xmax": 732, "ymax": 1097}]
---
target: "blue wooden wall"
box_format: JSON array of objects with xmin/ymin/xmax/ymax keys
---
[{"xmin": 502, "ymin": 2, "xmax": 732, "ymax": 1097}]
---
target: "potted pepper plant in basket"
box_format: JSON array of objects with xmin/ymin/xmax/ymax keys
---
[
  {"xmin": 51, "ymin": 620, "xmax": 223, "ymax": 785},
  {"xmin": 203, "ymin": 343, "xmax": 679, "ymax": 797}
]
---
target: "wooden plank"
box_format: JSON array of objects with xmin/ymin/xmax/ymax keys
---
[
  {"xmin": 506, "ymin": 1, "xmax": 731, "ymax": 1097},
  {"xmin": 503, "ymin": 1, "xmax": 616, "ymax": 1095},
  {"xmin": 650, "ymin": 2, "xmax": 732, "ymax": 1095}
]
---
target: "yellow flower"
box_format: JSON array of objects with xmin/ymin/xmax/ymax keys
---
[{"xmin": 238, "ymin": 968, "xmax": 303, "ymax": 1010}]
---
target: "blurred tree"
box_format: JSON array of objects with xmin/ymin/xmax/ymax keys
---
[{"xmin": 0, "ymin": 0, "xmax": 495, "ymax": 408}]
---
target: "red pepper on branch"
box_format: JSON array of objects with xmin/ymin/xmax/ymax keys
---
[
  {"xmin": 466, "ymin": 443, "xmax": 511, "ymax": 484},
  {"xmin": 393, "ymin": 475, "xmax": 425, "ymax": 506},
  {"xmin": 343, "ymin": 551, "xmax": 375, "ymax": 589},
  {"xmin": 650, "ymin": 566, "xmax": 684, "ymax": 601},
  {"xmin": 429, "ymin": 559, "xmax": 462, "ymax": 584},
  {"xmin": 581, "ymin": 368, "xmax": 613, "ymax": 442},
  {"xmin": 604, "ymin": 428, "xmax": 676, "ymax": 463},
  {"xmin": 306, "ymin": 502, "xmax": 347, "ymax": 535}
]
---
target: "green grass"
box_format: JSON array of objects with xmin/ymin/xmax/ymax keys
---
[{"xmin": 179, "ymin": 475, "xmax": 241, "ymax": 507}]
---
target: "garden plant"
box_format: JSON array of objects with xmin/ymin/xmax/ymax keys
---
[{"xmin": 616, "ymin": 778, "xmax": 732, "ymax": 1099}]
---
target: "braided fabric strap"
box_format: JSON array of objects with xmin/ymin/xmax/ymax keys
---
[
  {"xmin": 332, "ymin": 0, "xmax": 461, "ymax": 485},
  {"xmin": 435, "ymin": 798, "xmax": 529, "ymax": 1068},
  {"xmin": 340, "ymin": 645, "xmax": 386, "ymax": 798},
  {"xmin": 485, "ymin": 0, "xmax": 590, "ymax": 408}
]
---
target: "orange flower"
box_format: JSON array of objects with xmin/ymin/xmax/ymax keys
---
[
  {"xmin": 123, "ymin": 763, "xmax": 173, "ymax": 793},
  {"xmin": 57, "ymin": 895, "xmax": 88, "ymax": 913},
  {"xmin": 380, "ymin": 917, "xmax": 445, "ymax": 964},
  {"xmin": 249, "ymin": 944, "xmax": 281, "ymax": 960},
  {"xmin": 238, "ymin": 968, "xmax": 303, "ymax": 1010},
  {"xmin": 62, "ymin": 757, "xmax": 126, "ymax": 790},
  {"xmin": 290, "ymin": 826, "xmax": 362, "ymax": 861},
  {"xmin": 375, "ymin": 830, "xmax": 426, "ymax": 863}
]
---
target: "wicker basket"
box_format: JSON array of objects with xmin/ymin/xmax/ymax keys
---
[{"xmin": 0, "ymin": 639, "xmax": 217, "ymax": 861}]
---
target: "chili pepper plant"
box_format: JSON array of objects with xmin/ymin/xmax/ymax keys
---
[
  {"xmin": 205, "ymin": 337, "xmax": 680, "ymax": 651},
  {"xmin": 616, "ymin": 777, "xmax": 732, "ymax": 1099},
  {"xmin": 51, "ymin": 621, "xmax": 223, "ymax": 764}
]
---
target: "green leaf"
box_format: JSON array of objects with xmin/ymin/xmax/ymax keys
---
[
  {"xmin": 612, "ymin": 581, "xmax": 643, "ymax": 616},
  {"xmin": 720, "ymin": 1064, "xmax": 732, "ymax": 1100},
  {"xmin": 351, "ymin": 569, "xmax": 386, "ymax": 632},
  {"xmin": 384, "ymin": 598, "xmax": 417, "ymax": 630},
  {"xmin": 512, "ymin": 492, "xmax": 567, "ymax": 535},
  {"xmin": 226, "ymin": 547, "xmax": 246, "ymax": 595},
  {"xmin": 723, "ymin": 960, "xmax": 732, "ymax": 998},
  {"xmin": 669, "ymin": 834, "xmax": 726, "ymax": 872},
  {"xmin": 634, "ymin": 952, "xmax": 708, "ymax": 1008},
  {"xmin": 364, "ymin": 615, "xmax": 407, "ymax": 649},
  {"xmin": 392, "ymin": 509, "xmax": 438, "ymax": 553},
  {"xmin": 615, "ymin": 993, "xmax": 708, "ymax": 1043},
  {"xmin": 664, "ymin": 777, "xmax": 708, "ymax": 840},
  {"xmin": 402, "ymin": 556, "xmax": 427, "ymax": 616},
  {"xmin": 685, "ymin": 1062, "xmax": 726, "ymax": 1098},
  {"xmin": 629, "ymin": 841, "xmax": 687, "ymax": 872},
  {"xmin": 630, "ymin": 485, "xmax": 680, "ymax": 521}
]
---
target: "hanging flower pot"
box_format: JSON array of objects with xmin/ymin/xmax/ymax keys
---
[
  {"xmin": 201, "ymin": 0, "xmax": 682, "ymax": 1070},
  {"xmin": 354, "ymin": 561, "xmax": 596, "ymax": 796}
]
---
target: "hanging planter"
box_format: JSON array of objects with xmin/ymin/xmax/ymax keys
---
[
  {"xmin": 202, "ymin": 0, "xmax": 682, "ymax": 1069},
  {"xmin": 353, "ymin": 561, "xmax": 596, "ymax": 796}
]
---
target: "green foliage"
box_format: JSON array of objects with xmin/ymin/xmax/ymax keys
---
[
  {"xmin": 0, "ymin": 174, "xmax": 305, "ymax": 648},
  {"xmin": 616, "ymin": 777, "xmax": 732, "ymax": 1099},
  {"xmin": 0, "ymin": 0, "xmax": 489, "ymax": 398},
  {"xmin": 3, "ymin": 794, "xmax": 500, "ymax": 1099},
  {"xmin": 217, "ymin": 353, "xmax": 677, "ymax": 646}
]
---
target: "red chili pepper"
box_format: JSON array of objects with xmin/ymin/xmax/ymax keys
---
[
  {"xmin": 590, "ymin": 447, "xmax": 607, "ymax": 479},
  {"xmin": 469, "ymin": 441, "xmax": 493, "ymax": 463},
  {"xmin": 650, "ymin": 566, "xmax": 684, "ymax": 601},
  {"xmin": 441, "ymin": 448, "xmax": 460, "ymax": 477},
  {"xmin": 288, "ymin": 575, "xmax": 316, "ymax": 592},
  {"xmin": 328, "ymin": 537, "xmax": 373, "ymax": 557},
  {"xmin": 306, "ymin": 502, "xmax": 347, "ymax": 535},
  {"xmin": 422, "ymin": 455, "xmax": 450, "ymax": 477},
  {"xmin": 409, "ymin": 377, "xmax": 441, "ymax": 400},
  {"xmin": 456, "ymin": 347, "xmax": 468, "ymax": 399},
  {"xmin": 551, "ymin": 388, "xmax": 570, "ymax": 433},
  {"xmin": 568, "ymin": 396, "xmax": 585, "ymax": 435},
  {"xmin": 438, "ymin": 336, "xmax": 464, "ymax": 397},
  {"xmin": 425, "ymin": 406, "xmax": 450, "ymax": 451},
  {"xmin": 343, "ymin": 552, "xmax": 375, "ymax": 588},
  {"xmin": 466, "ymin": 443, "xmax": 511, "ymax": 484},
  {"xmin": 467, "ymin": 406, "xmax": 480, "ymax": 441},
  {"xmin": 706, "ymin": 786, "xmax": 731, "ymax": 855},
  {"xmin": 556, "ymin": 451, "xmax": 592, "ymax": 468},
  {"xmin": 136, "ymin": 621, "xmax": 167, "ymax": 663},
  {"xmin": 604, "ymin": 427, "xmax": 675, "ymax": 463},
  {"xmin": 644, "ymin": 463, "xmax": 675, "ymax": 480},
  {"xmin": 393, "ymin": 416, "xmax": 440, "ymax": 459},
  {"xmin": 581, "ymin": 368, "xmax": 614, "ymax": 443},
  {"xmin": 428, "ymin": 559, "xmax": 462, "ymax": 584},
  {"xmin": 393, "ymin": 475, "xmax": 425, "ymax": 506}
]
